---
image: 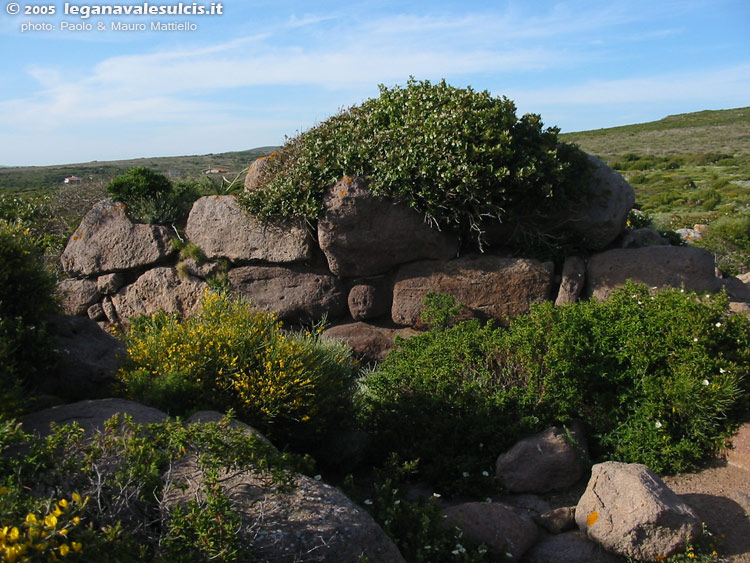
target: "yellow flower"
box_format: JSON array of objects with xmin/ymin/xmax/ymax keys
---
[
  {"xmin": 25, "ymin": 513, "xmax": 37, "ymax": 524},
  {"xmin": 44, "ymin": 514, "xmax": 57, "ymax": 529},
  {"xmin": 59, "ymin": 543, "xmax": 70, "ymax": 556},
  {"xmin": 0, "ymin": 487, "xmax": 8, "ymax": 495},
  {"xmin": 58, "ymin": 499, "xmax": 69, "ymax": 509},
  {"xmin": 71, "ymin": 493, "xmax": 82, "ymax": 504},
  {"xmin": 71, "ymin": 542, "xmax": 82, "ymax": 552}
]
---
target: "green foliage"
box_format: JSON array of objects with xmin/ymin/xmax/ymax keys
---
[
  {"xmin": 119, "ymin": 291, "xmax": 357, "ymax": 450},
  {"xmin": 696, "ymin": 214, "xmax": 750, "ymax": 275},
  {"xmin": 358, "ymin": 283, "xmax": 750, "ymax": 494},
  {"xmin": 344, "ymin": 457, "xmax": 499, "ymax": 562},
  {"xmin": 107, "ymin": 166, "xmax": 172, "ymax": 203},
  {"xmin": 106, "ymin": 167, "xmax": 203, "ymax": 224},
  {"xmin": 0, "ymin": 412, "xmax": 300, "ymax": 561},
  {"xmin": 243, "ymin": 78, "xmax": 591, "ymax": 249},
  {"xmin": 0, "ymin": 220, "xmax": 58, "ymax": 415}
]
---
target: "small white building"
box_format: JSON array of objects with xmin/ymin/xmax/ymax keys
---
[{"xmin": 63, "ymin": 175, "xmax": 82, "ymax": 184}]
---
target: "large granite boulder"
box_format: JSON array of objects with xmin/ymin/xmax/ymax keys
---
[
  {"xmin": 185, "ymin": 195, "xmax": 313, "ymax": 264},
  {"xmin": 228, "ymin": 265, "xmax": 347, "ymax": 322},
  {"xmin": 392, "ymin": 255, "xmax": 554, "ymax": 327},
  {"xmin": 243, "ymin": 153, "xmax": 273, "ymax": 191},
  {"xmin": 443, "ymin": 502, "xmax": 538, "ymax": 560},
  {"xmin": 163, "ymin": 455, "xmax": 405, "ymax": 562},
  {"xmin": 49, "ymin": 315, "xmax": 126, "ymax": 397},
  {"xmin": 576, "ymin": 461, "xmax": 701, "ymax": 561},
  {"xmin": 56, "ymin": 278, "xmax": 100, "ymax": 316},
  {"xmin": 110, "ymin": 267, "xmax": 206, "ymax": 322},
  {"xmin": 586, "ymin": 246, "xmax": 722, "ymax": 300},
  {"xmin": 523, "ymin": 531, "xmax": 622, "ymax": 563},
  {"xmin": 60, "ymin": 198, "xmax": 174, "ymax": 277},
  {"xmin": 554, "ymin": 154, "xmax": 635, "ymax": 250},
  {"xmin": 22, "ymin": 398, "xmax": 168, "ymax": 438},
  {"xmin": 322, "ymin": 321, "xmax": 417, "ymax": 364},
  {"xmin": 318, "ymin": 177, "xmax": 459, "ymax": 277},
  {"xmin": 495, "ymin": 424, "xmax": 588, "ymax": 494}
]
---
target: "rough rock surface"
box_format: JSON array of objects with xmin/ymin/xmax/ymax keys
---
[
  {"xmin": 586, "ymin": 246, "xmax": 722, "ymax": 300},
  {"xmin": 111, "ymin": 267, "xmax": 206, "ymax": 321},
  {"xmin": 56, "ymin": 278, "xmax": 100, "ymax": 316},
  {"xmin": 185, "ymin": 195, "xmax": 313, "ymax": 264},
  {"xmin": 443, "ymin": 502, "xmax": 538, "ymax": 560},
  {"xmin": 22, "ymin": 398, "xmax": 167, "ymax": 438},
  {"xmin": 722, "ymin": 276, "xmax": 750, "ymax": 302},
  {"xmin": 496, "ymin": 424, "xmax": 588, "ymax": 494},
  {"xmin": 347, "ymin": 276, "xmax": 393, "ymax": 320},
  {"xmin": 555, "ymin": 256, "xmax": 586, "ymax": 305},
  {"xmin": 49, "ymin": 316, "xmax": 126, "ymax": 396},
  {"xmin": 96, "ymin": 272, "xmax": 126, "ymax": 295},
  {"xmin": 392, "ymin": 255, "xmax": 554, "ymax": 327},
  {"xmin": 576, "ymin": 461, "xmax": 701, "ymax": 561},
  {"xmin": 243, "ymin": 153, "xmax": 272, "ymax": 191},
  {"xmin": 228, "ymin": 265, "xmax": 346, "ymax": 322},
  {"xmin": 534, "ymin": 506, "xmax": 577, "ymax": 534},
  {"xmin": 318, "ymin": 177, "xmax": 459, "ymax": 277},
  {"xmin": 556, "ymin": 154, "xmax": 635, "ymax": 251},
  {"xmin": 163, "ymin": 456, "xmax": 405, "ymax": 563},
  {"xmin": 738, "ymin": 272, "xmax": 750, "ymax": 284},
  {"xmin": 523, "ymin": 530, "xmax": 623, "ymax": 563},
  {"xmin": 726, "ymin": 422, "xmax": 750, "ymax": 471},
  {"xmin": 322, "ymin": 321, "xmax": 417, "ymax": 364},
  {"xmin": 60, "ymin": 198, "xmax": 174, "ymax": 277}
]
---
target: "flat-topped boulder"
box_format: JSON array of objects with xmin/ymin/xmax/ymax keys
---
[
  {"xmin": 228, "ymin": 265, "xmax": 347, "ymax": 322},
  {"xmin": 60, "ymin": 198, "xmax": 174, "ymax": 277},
  {"xmin": 318, "ymin": 177, "xmax": 459, "ymax": 277},
  {"xmin": 110, "ymin": 266, "xmax": 206, "ymax": 322},
  {"xmin": 586, "ymin": 246, "xmax": 722, "ymax": 300},
  {"xmin": 185, "ymin": 195, "xmax": 313, "ymax": 264},
  {"xmin": 392, "ymin": 255, "xmax": 554, "ymax": 327}
]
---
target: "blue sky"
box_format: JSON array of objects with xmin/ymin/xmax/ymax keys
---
[{"xmin": 1, "ymin": 0, "xmax": 748, "ymax": 166}]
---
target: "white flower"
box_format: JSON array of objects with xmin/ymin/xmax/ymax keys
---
[
  {"xmin": 314, "ymin": 474, "xmax": 322, "ymax": 481},
  {"xmin": 655, "ymin": 421, "xmax": 663, "ymax": 429},
  {"xmin": 462, "ymin": 472, "xmax": 470, "ymax": 478},
  {"xmin": 715, "ymin": 322, "xmax": 722, "ymax": 328},
  {"xmin": 363, "ymin": 499, "xmax": 373, "ymax": 505},
  {"xmin": 485, "ymin": 497, "xmax": 493, "ymax": 503},
  {"xmin": 482, "ymin": 471, "xmax": 489, "ymax": 477},
  {"xmin": 394, "ymin": 500, "xmax": 400, "ymax": 505},
  {"xmin": 720, "ymin": 368, "xmax": 727, "ymax": 374},
  {"xmin": 702, "ymin": 379, "xmax": 710, "ymax": 386},
  {"xmin": 433, "ymin": 493, "xmax": 441, "ymax": 498},
  {"xmin": 693, "ymin": 338, "xmax": 699, "ymax": 342}
]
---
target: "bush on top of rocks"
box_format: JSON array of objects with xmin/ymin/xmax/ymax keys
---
[{"xmin": 242, "ymin": 78, "xmax": 592, "ymax": 250}]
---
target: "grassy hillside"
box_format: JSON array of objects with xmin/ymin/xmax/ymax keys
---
[
  {"xmin": 561, "ymin": 107, "xmax": 750, "ymax": 231},
  {"xmin": 0, "ymin": 146, "xmax": 278, "ymax": 195}
]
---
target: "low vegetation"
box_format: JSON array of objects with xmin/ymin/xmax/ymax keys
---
[
  {"xmin": 118, "ymin": 291, "xmax": 358, "ymax": 453},
  {"xmin": 562, "ymin": 107, "xmax": 750, "ymax": 274}
]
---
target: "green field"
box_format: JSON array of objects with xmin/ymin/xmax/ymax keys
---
[
  {"xmin": 0, "ymin": 147, "xmax": 277, "ymax": 195},
  {"xmin": 561, "ymin": 107, "xmax": 750, "ymax": 230}
]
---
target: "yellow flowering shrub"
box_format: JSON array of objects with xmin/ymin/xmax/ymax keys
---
[
  {"xmin": 119, "ymin": 291, "xmax": 357, "ymax": 446},
  {"xmin": 0, "ymin": 489, "xmax": 87, "ymax": 562}
]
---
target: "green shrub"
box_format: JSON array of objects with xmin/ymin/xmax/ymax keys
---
[
  {"xmin": 119, "ymin": 291, "xmax": 357, "ymax": 449},
  {"xmin": 0, "ymin": 220, "xmax": 58, "ymax": 415},
  {"xmin": 358, "ymin": 283, "xmax": 750, "ymax": 493},
  {"xmin": 696, "ymin": 214, "xmax": 750, "ymax": 275},
  {"xmin": 0, "ymin": 413, "xmax": 303, "ymax": 561},
  {"xmin": 242, "ymin": 78, "xmax": 591, "ymax": 250},
  {"xmin": 106, "ymin": 167, "xmax": 201, "ymax": 224}
]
